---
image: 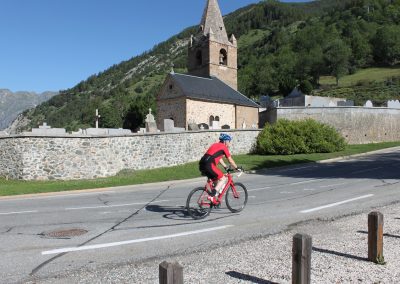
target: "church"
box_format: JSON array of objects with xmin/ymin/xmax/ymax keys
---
[{"xmin": 156, "ymin": 0, "xmax": 259, "ymax": 131}]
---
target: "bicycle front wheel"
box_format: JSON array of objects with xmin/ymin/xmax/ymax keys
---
[
  {"xmin": 225, "ymin": 182, "xmax": 248, "ymax": 213},
  {"xmin": 186, "ymin": 187, "xmax": 212, "ymax": 220}
]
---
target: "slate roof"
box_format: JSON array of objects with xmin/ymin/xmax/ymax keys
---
[{"xmin": 170, "ymin": 73, "xmax": 259, "ymax": 108}]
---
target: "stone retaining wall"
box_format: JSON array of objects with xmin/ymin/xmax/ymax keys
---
[
  {"xmin": 264, "ymin": 107, "xmax": 400, "ymax": 144},
  {"xmin": 0, "ymin": 130, "xmax": 260, "ymax": 180}
]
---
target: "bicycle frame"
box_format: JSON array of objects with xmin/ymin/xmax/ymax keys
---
[{"xmin": 202, "ymin": 171, "xmax": 243, "ymax": 206}]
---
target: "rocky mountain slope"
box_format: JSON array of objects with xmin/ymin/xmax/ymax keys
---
[{"xmin": 0, "ymin": 89, "xmax": 57, "ymax": 130}]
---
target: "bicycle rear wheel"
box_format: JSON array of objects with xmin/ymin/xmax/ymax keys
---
[
  {"xmin": 186, "ymin": 187, "xmax": 212, "ymax": 219},
  {"xmin": 225, "ymin": 182, "xmax": 248, "ymax": 213}
]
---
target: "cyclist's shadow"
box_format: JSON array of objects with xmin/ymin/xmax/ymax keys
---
[
  {"xmin": 145, "ymin": 204, "xmax": 189, "ymax": 220},
  {"xmin": 145, "ymin": 204, "xmax": 232, "ymax": 221}
]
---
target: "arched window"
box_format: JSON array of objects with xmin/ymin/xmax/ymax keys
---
[
  {"xmin": 196, "ymin": 50, "xmax": 202, "ymax": 66},
  {"xmin": 219, "ymin": 49, "xmax": 227, "ymax": 65},
  {"xmin": 209, "ymin": 115, "xmax": 214, "ymax": 126},
  {"xmin": 215, "ymin": 116, "xmax": 220, "ymax": 121}
]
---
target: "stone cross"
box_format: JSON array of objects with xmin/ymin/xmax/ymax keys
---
[
  {"xmin": 145, "ymin": 108, "xmax": 157, "ymax": 133},
  {"xmin": 95, "ymin": 109, "xmax": 101, "ymax": 129},
  {"xmin": 146, "ymin": 108, "xmax": 155, "ymax": 123},
  {"xmin": 39, "ymin": 122, "xmax": 51, "ymax": 129}
]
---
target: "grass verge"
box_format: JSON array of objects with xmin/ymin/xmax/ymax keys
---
[{"xmin": 1, "ymin": 142, "xmax": 399, "ymax": 197}]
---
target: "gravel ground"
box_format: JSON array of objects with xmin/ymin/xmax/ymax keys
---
[{"xmin": 28, "ymin": 203, "xmax": 400, "ymax": 284}]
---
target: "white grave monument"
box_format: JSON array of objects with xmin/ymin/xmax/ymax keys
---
[
  {"xmin": 364, "ymin": 100, "xmax": 373, "ymax": 107},
  {"xmin": 388, "ymin": 100, "xmax": 400, "ymax": 109},
  {"xmin": 145, "ymin": 108, "xmax": 158, "ymax": 133},
  {"xmin": 31, "ymin": 122, "xmax": 66, "ymax": 135}
]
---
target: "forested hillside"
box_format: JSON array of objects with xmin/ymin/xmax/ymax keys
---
[{"xmin": 20, "ymin": 0, "xmax": 400, "ymax": 132}]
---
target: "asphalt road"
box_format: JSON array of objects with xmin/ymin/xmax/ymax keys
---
[{"xmin": 1, "ymin": 147, "xmax": 399, "ymax": 283}]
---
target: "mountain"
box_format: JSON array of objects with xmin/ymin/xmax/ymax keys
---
[
  {"xmin": 13, "ymin": 0, "xmax": 400, "ymax": 132},
  {"xmin": 0, "ymin": 89, "xmax": 57, "ymax": 131}
]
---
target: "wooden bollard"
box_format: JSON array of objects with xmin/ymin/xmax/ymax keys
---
[
  {"xmin": 292, "ymin": 233, "xmax": 312, "ymax": 284},
  {"xmin": 159, "ymin": 261, "xmax": 183, "ymax": 284},
  {"xmin": 368, "ymin": 211, "xmax": 384, "ymax": 263}
]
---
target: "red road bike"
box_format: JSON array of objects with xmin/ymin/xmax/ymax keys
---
[{"xmin": 186, "ymin": 167, "xmax": 248, "ymax": 220}]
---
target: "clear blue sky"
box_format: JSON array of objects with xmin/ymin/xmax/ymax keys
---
[{"xmin": 0, "ymin": 0, "xmax": 310, "ymax": 93}]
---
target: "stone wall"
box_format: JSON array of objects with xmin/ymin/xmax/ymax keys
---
[
  {"xmin": 0, "ymin": 130, "xmax": 260, "ymax": 181},
  {"xmin": 263, "ymin": 107, "xmax": 400, "ymax": 144},
  {"xmin": 236, "ymin": 105, "xmax": 259, "ymax": 129},
  {"xmin": 187, "ymin": 99, "xmax": 235, "ymax": 129},
  {"xmin": 156, "ymin": 97, "xmax": 187, "ymax": 130}
]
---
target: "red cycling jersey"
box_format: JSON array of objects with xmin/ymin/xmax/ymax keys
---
[{"xmin": 204, "ymin": 142, "xmax": 231, "ymax": 164}]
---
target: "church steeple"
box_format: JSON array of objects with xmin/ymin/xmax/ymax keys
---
[
  {"xmin": 200, "ymin": 0, "xmax": 229, "ymax": 44},
  {"xmin": 187, "ymin": 0, "xmax": 238, "ymax": 90}
]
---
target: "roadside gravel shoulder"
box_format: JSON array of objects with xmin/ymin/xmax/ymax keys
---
[{"xmin": 30, "ymin": 202, "xmax": 400, "ymax": 283}]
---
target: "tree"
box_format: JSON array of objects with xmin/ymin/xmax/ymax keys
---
[
  {"xmin": 372, "ymin": 25, "xmax": 400, "ymax": 65},
  {"xmin": 324, "ymin": 38, "xmax": 351, "ymax": 85}
]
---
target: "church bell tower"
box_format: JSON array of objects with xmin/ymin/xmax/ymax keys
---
[{"xmin": 187, "ymin": 0, "xmax": 238, "ymax": 90}]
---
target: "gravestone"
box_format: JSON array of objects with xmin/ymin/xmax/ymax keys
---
[
  {"xmin": 108, "ymin": 128, "xmax": 132, "ymax": 135},
  {"xmin": 188, "ymin": 123, "xmax": 199, "ymax": 131},
  {"xmin": 31, "ymin": 122, "xmax": 66, "ymax": 135},
  {"xmin": 173, "ymin": 127, "xmax": 185, "ymax": 132},
  {"xmin": 328, "ymin": 100, "xmax": 336, "ymax": 107},
  {"xmin": 86, "ymin": 128, "xmax": 108, "ymax": 136},
  {"xmin": 164, "ymin": 119, "xmax": 175, "ymax": 132},
  {"xmin": 198, "ymin": 123, "xmax": 209, "ymax": 130},
  {"xmin": 71, "ymin": 129, "xmax": 84, "ymax": 135},
  {"xmin": 211, "ymin": 120, "xmax": 220, "ymax": 130},
  {"xmin": 388, "ymin": 100, "xmax": 400, "ymax": 109},
  {"xmin": 337, "ymin": 100, "xmax": 354, "ymax": 106},
  {"xmin": 364, "ymin": 100, "xmax": 373, "ymax": 107},
  {"xmin": 145, "ymin": 108, "xmax": 158, "ymax": 133},
  {"xmin": 242, "ymin": 121, "xmax": 247, "ymax": 129}
]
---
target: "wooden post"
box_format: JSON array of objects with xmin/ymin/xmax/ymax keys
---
[
  {"xmin": 368, "ymin": 211, "xmax": 384, "ymax": 263},
  {"xmin": 292, "ymin": 233, "xmax": 312, "ymax": 284},
  {"xmin": 159, "ymin": 261, "xmax": 183, "ymax": 284}
]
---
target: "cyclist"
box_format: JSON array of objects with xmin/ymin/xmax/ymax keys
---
[{"xmin": 199, "ymin": 133, "xmax": 240, "ymax": 203}]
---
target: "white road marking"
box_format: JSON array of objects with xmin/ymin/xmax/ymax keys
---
[
  {"xmin": 300, "ymin": 194, "xmax": 374, "ymax": 213},
  {"xmin": 42, "ymin": 225, "xmax": 234, "ymax": 255},
  {"xmin": 248, "ymin": 186, "xmax": 271, "ymax": 192},
  {"xmin": 319, "ymin": 183, "xmax": 347, "ymax": 188},
  {"xmin": 303, "ymin": 188, "xmax": 318, "ymax": 191},
  {"xmin": 351, "ymin": 167, "xmax": 383, "ymax": 175},
  {"xmin": 248, "ymin": 179, "xmax": 324, "ymax": 192},
  {"xmin": 0, "ymin": 210, "xmax": 38, "ymax": 215},
  {"xmin": 0, "ymin": 191, "xmax": 116, "ymax": 202},
  {"xmin": 289, "ymin": 179, "xmax": 324, "ymax": 185},
  {"xmin": 65, "ymin": 200, "xmax": 169, "ymax": 210}
]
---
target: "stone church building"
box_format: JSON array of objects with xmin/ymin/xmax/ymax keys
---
[{"xmin": 156, "ymin": 0, "xmax": 259, "ymax": 131}]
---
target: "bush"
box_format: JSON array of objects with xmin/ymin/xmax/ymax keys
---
[{"xmin": 256, "ymin": 119, "xmax": 346, "ymax": 155}]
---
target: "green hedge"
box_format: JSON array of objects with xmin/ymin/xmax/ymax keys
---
[{"xmin": 256, "ymin": 119, "xmax": 346, "ymax": 155}]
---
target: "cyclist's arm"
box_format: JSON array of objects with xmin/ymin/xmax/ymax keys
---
[
  {"xmin": 227, "ymin": 156, "xmax": 238, "ymax": 170},
  {"xmin": 219, "ymin": 158, "xmax": 227, "ymax": 169}
]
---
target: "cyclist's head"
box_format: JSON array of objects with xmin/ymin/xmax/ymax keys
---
[{"xmin": 219, "ymin": 133, "xmax": 232, "ymax": 143}]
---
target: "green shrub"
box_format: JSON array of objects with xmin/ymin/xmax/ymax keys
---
[{"xmin": 256, "ymin": 119, "xmax": 346, "ymax": 155}]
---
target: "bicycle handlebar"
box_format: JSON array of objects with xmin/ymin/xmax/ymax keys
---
[{"xmin": 225, "ymin": 166, "xmax": 244, "ymax": 176}]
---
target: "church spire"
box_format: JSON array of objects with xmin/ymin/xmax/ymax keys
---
[{"xmin": 199, "ymin": 0, "xmax": 229, "ymax": 43}]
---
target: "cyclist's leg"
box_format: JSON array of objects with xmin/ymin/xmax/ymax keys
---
[{"xmin": 211, "ymin": 163, "xmax": 225, "ymax": 195}]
